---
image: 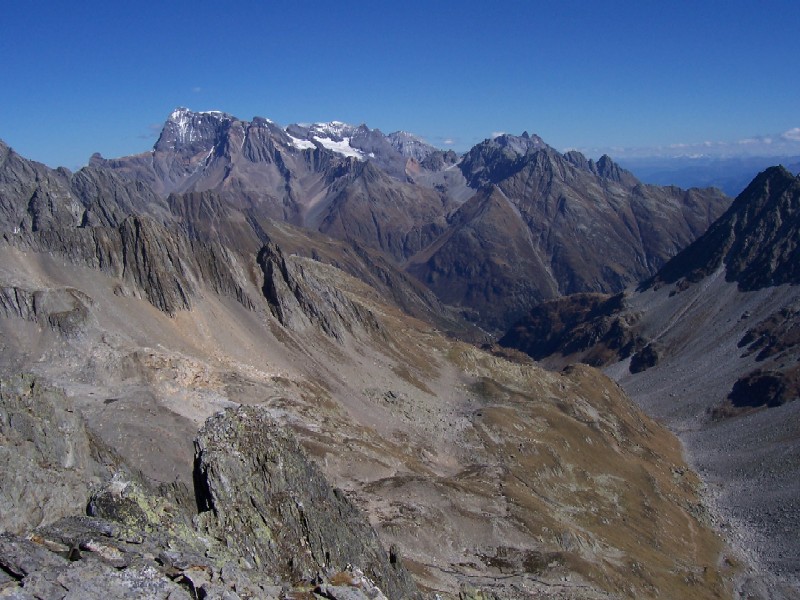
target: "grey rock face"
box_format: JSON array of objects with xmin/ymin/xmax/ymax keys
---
[
  {"xmin": 259, "ymin": 242, "xmax": 382, "ymax": 341},
  {"xmin": 1, "ymin": 143, "xmax": 255, "ymax": 316},
  {"xmin": 0, "ymin": 375, "xmax": 98, "ymax": 534},
  {"xmin": 193, "ymin": 405, "xmax": 421, "ymax": 599},
  {"xmin": 0, "ymin": 383, "xmax": 410, "ymax": 599},
  {"xmin": 0, "ymin": 286, "xmax": 93, "ymax": 337},
  {"xmin": 0, "ymin": 141, "xmax": 169, "ymax": 235}
]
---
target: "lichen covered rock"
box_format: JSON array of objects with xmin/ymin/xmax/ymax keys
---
[{"xmin": 194, "ymin": 405, "xmax": 421, "ymax": 599}]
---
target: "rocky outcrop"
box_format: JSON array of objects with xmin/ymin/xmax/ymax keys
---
[
  {"xmin": 628, "ymin": 342, "xmax": 659, "ymax": 373},
  {"xmin": 738, "ymin": 300, "xmax": 800, "ymax": 361},
  {"xmin": 5, "ymin": 217, "xmax": 254, "ymax": 315},
  {"xmin": 259, "ymin": 242, "xmax": 382, "ymax": 341},
  {"xmin": 0, "ymin": 286, "xmax": 93, "ymax": 337},
  {"xmin": 0, "ymin": 380, "xmax": 414, "ymax": 599},
  {"xmin": 727, "ymin": 366, "xmax": 800, "ymax": 410},
  {"xmin": 0, "ymin": 376, "xmax": 103, "ymax": 535},
  {"xmin": 194, "ymin": 405, "xmax": 421, "ymax": 599}
]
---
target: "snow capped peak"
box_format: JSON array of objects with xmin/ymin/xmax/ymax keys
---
[
  {"xmin": 284, "ymin": 121, "xmax": 366, "ymax": 160},
  {"xmin": 161, "ymin": 107, "xmax": 231, "ymax": 148},
  {"xmin": 167, "ymin": 107, "xmax": 229, "ymax": 123},
  {"xmin": 169, "ymin": 107, "xmax": 191, "ymax": 120},
  {"xmin": 310, "ymin": 121, "xmax": 357, "ymax": 140}
]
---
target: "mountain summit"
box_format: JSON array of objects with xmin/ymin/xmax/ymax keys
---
[{"xmin": 648, "ymin": 165, "xmax": 800, "ymax": 291}]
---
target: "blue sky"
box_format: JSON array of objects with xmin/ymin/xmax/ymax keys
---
[{"xmin": 1, "ymin": 1, "xmax": 799, "ymax": 169}]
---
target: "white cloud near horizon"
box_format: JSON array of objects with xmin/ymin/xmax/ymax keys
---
[
  {"xmin": 782, "ymin": 127, "xmax": 800, "ymax": 141},
  {"xmin": 573, "ymin": 129, "xmax": 800, "ymax": 160}
]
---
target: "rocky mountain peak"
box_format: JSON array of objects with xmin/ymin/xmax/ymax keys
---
[
  {"xmin": 154, "ymin": 107, "xmax": 233, "ymax": 153},
  {"xmin": 385, "ymin": 130, "xmax": 438, "ymax": 161},
  {"xmin": 491, "ymin": 132, "xmax": 549, "ymax": 155},
  {"xmin": 593, "ymin": 154, "xmax": 640, "ymax": 186},
  {"xmin": 648, "ymin": 165, "xmax": 800, "ymax": 291},
  {"xmin": 458, "ymin": 132, "xmax": 558, "ymax": 188}
]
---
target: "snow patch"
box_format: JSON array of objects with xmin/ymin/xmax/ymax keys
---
[
  {"xmin": 288, "ymin": 135, "xmax": 316, "ymax": 151},
  {"xmin": 313, "ymin": 136, "xmax": 365, "ymax": 160}
]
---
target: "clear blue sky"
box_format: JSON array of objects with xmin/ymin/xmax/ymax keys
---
[{"xmin": 2, "ymin": 1, "xmax": 799, "ymax": 169}]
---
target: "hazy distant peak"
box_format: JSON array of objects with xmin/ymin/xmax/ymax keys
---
[
  {"xmin": 385, "ymin": 131, "xmax": 438, "ymax": 161},
  {"xmin": 489, "ymin": 132, "xmax": 549, "ymax": 155}
]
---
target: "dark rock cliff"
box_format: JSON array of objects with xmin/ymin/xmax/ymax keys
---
[{"xmin": 258, "ymin": 242, "xmax": 382, "ymax": 341}]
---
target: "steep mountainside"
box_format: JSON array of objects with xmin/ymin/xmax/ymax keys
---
[
  {"xmin": 92, "ymin": 109, "xmax": 730, "ymax": 332},
  {"xmin": 0, "ymin": 140, "xmax": 171, "ymax": 231},
  {"xmin": 434, "ymin": 135, "xmax": 729, "ymax": 319},
  {"xmin": 648, "ymin": 165, "xmax": 800, "ymax": 291},
  {"xmin": 0, "ymin": 140, "xmax": 738, "ymax": 599},
  {"xmin": 410, "ymin": 133, "xmax": 728, "ymax": 331},
  {"xmin": 500, "ymin": 166, "xmax": 800, "ymax": 597}
]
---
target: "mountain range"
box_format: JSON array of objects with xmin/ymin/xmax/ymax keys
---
[
  {"xmin": 89, "ymin": 108, "xmax": 729, "ymax": 332},
  {"xmin": 0, "ymin": 107, "xmax": 797, "ymax": 598}
]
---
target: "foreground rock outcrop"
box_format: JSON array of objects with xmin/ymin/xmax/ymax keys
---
[
  {"xmin": 0, "ymin": 381, "xmax": 416, "ymax": 599},
  {"xmin": 194, "ymin": 406, "xmax": 421, "ymax": 599}
]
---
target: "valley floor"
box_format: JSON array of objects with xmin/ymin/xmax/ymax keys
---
[{"xmin": 604, "ymin": 276, "xmax": 800, "ymax": 599}]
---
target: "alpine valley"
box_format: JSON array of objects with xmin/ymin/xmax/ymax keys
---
[{"xmin": 0, "ymin": 107, "xmax": 796, "ymax": 599}]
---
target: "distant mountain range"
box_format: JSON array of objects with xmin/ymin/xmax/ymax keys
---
[{"xmin": 84, "ymin": 108, "xmax": 729, "ymax": 333}]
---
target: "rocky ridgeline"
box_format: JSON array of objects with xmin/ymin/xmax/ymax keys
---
[
  {"xmin": 259, "ymin": 242, "xmax": 383, "ymax": 341},
  {"xmin": 0, "ymin": 376, "xmax": 419, "ymax": 599},
  {"xmin": 646, "ymin": 166, "xmax": 800, "ymax": 292}
]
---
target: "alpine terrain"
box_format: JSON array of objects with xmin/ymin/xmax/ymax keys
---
[
  {"xmin": 0, "ymin": 107, "xmax": 781, "ymax": 599},
  {"xmin": 501, "ymin": 165, "xmax": 800, "ymax": 598}
]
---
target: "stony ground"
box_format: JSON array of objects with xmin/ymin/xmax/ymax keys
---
[{"xmin": 605, "ymin": 273, "xmax": 800, "ymax": 599}]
